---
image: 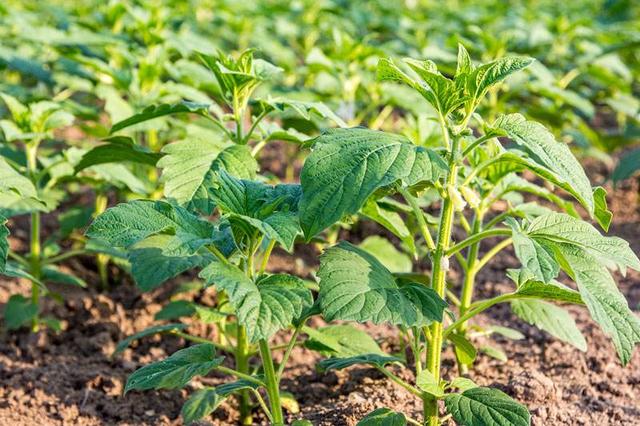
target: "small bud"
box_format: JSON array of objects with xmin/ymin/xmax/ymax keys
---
[
  {"xmin": 440, "ymin": 255, "xmax": 450, "ymax": 272},
  {"xmin": 447, "ymin": 184, "xmax": 467, "ymax": 212},
  {"xmin": 460, "ymin": 186, "xmax": 481, "ymax": 209}
]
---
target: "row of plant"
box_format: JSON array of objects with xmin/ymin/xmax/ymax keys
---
[{"xmin": 2, "ymin": 40, "xmax": 638, "ymax": 425}]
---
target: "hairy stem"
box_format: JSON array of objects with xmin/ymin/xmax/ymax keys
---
[
  {"xmin": 259, "ymin": 340, "xmax": 284, "ymax": 425},
  {"xmin": 236, "ymin": 326, "xmax": 253, "ymax": 425}
]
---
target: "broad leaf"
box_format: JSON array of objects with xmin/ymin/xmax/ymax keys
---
[
  {"xmin": 74, "ymin": 136, "xmax": 162, "ymax": 172},
  {"xmin": 3, "ymin": 294, "xmax": 38, "ymax": 330},
  {"xmin": 362, "ymin": 199, "xmax": 416, "ymax": 256},
  {"xmin": 491, "ymin": 114, "xmax": 594, "ymax": 215},
  {"xmin": 110, "ymin": 102, "xmax": 210, "ymax": 133},
  {"xmin": 125, "ymin": 344, "xmax": 223, "ymax": 393},
  {"xmin": 200, "ymin": 263, "xmax": 313, "ymax": 342},
  {"xmin": 509, "ymin": 224, "xmax": 559, "ymax": 283},
  {"xmin": 87, "ymin": 200, "xmax": 215, "ymax": 255},
  {"xmin": 357, "ymin": 408, "xmax": 407, "ymax": 426},
  {"xmin": 444, "ymin": 387, "xmax": 531, "ymax": 426},
  {"xmin": 317, "ymin": 242, "xmax": 446, "ymax": 327},
  {"xmin": 181, "ymin": 380, "xmax": 260, "ymax": 424},
  {"xmin": 416, "ymin": 370, "xmax": 445, "ymax": 398},
  {"xmin": 318, "ymin": 354, "xmax": 402, "ymax": 372},
  {"xmin": 304, "ymin": 324, "xmax": 384, "ymax": 357},
  {"xmin": 512, "ymin": 299, "xmax": 587, "ymax": 351},
  {"xmin": 158, "ymin": 140, "xmax": 257, "ymax": 214},
  {"xmin": 114, "ymin": 323, "xmax": 188, "ymax": 355},
  {"xmin": 300, "ymin": 128, "xmax": 445, "ymax": 239},
  {"xmin": 359, "ymin": 236, "xmax": 412, "ymax": 273}
]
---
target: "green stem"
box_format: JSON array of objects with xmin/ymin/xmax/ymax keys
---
[
  {"xmin": 399, "ymin": 187, "xmax": 435, "ymax": 251},
  {"xmin": 375, "ymin": 366, "xmax": 423, "ymax": 398},
  {"xmin": 217, "ymin": 366, "xmax": 265, "ymax": 387},
  {"xmin": 43, "ymin": 249, "xmax": 86, "ymax": 265},
  {"xmin": 26, "ymin": 142, "xmax": 41, "ymax": 331},
  {"xmin": 259, "ymin": 239, "xmax": 277, "ymax": 275},
  {"xmin": 461, "ymin": 133, "xmax": 495, "ymax": 157},
  {"xmin": 474, "ymin": 238, "xmax": 512, "ymax": 273},
  {"xmin": 170, "ymin": 331, "xmax": 232, "ymax": 352},
  {"xmin": 243, "ymin": 110, "xmax": 269, "ymax": 145},
  {"xmin": 445, "ymin": 228, "xmax": 511, "ymax": 257},
  {"xmin": 276, "ymin": 324, "xmax": 302, "ymax": 381},
  {"xmin": 236, "ymin": 326, "xmax": 253, "ymax": 425},
  {"xmin": 443, "ymin": 293, "xmax": 517, "ymax": 338},
  {"xmin": 259, "ymin": 340, "xmax": 284, "ymax": 425}
]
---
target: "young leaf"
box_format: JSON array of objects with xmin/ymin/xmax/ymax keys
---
[
  {"xmin": 304, "ymin": 324, "xmax": 384, "ymax": 357},
  {"xmin": 125, "ymin": 344, "xmax": 223, "ymax": 393},
  {"xmin": 357, "ymin": 408, "xmax": 407, "ymax": 426},
  {"xmin": 416, "ymin": 369, "xmax": 445, "ymax": 398},
  {"xmin": 448, "ymin": 333, "xmax": 477, "ymax": 365},
  {"xmin": 317, "ymin": 242, "xmax": 447, "ymax": 327},
  {"xmin": 317, "ymin": 354, "xmax": 402, "ymax": 372},
  {"xmin": 300, "ymin": 127, "xmax": 445, "ymax": 239},
  {"xmin": 114, "ymin": 323, "xmax": 188, "ymax": 355},
  {"xmin": 110, "ymin": 102, "xmax": 210, "ymax": 134},
  {"xmin": 181, "ymin": 380, "xmax": 260, "ymax": 425},
  {"xmin": 86, "ymin": 200, "xmax": 216, "ymax": 255},
  {"xmin": 200, "ymin": 263, "xmax": 313, "ymax": 342},
  {"xmin": 444, "ymin": 387, "xmax": 531, "ymax": 426},
  {"xmin": 456, "ymin": 44, "xmax": 473, "ymax": 77},
  {"xmin": 3, "ymin": 294, "xmax": 38, "ymax": 330},
  {"xmin": 449, "ymin": 377, "xmax": 478, "ymax": 392},
  {"xmin": 74, "ymin": 136, "xmax": 162, "ymax": 172},
  {"xmin": 511, "ymin": 300, "xmax": 587, "ymax": 351},
  {"xmin": 158, "ymin": 140, "xmax": 257, "ymax": 214},
  {"xmin": 491, "ymin": 114, "xmax": 594, "ymax": 215},
  {"xmin": 468, "ymin": 56, "xmax": 534, "ymax": 102}
]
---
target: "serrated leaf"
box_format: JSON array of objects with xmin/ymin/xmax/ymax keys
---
[
  {"xmin": 555, "ymin": 244, "xmax": 640, "ymax": 365},
  {"xmin": 317, "ymin": 242, "xmax": 446, "ymax": 327},
  {"xmin": 125, "ymin": 344, "xmax": 223, "ymax": 393},
  {"xmin": 259, "ymin": 98, "xmax": 347, "ymax": 127},
  {"xmin": 357, "ymin": 408, "xmax": 407, "ymax": 426},
  {"xmin": 318, "ymin": 353, "xmax": 402, "ymax": 372},
  {"xmin": 110, "ymin": 102, "xmax": 210, "ymax": 133},
  {"xmin": 158, "ymin": 140, "xmax": 257, "ymax": 214},
  {"xmin": 469, "ymin": 57, "xmax": 534, "ymax": 101},
  {"xmin": 299, "ymin": 128, "xmax": 445, "ymax": 239},
  {"xmin": 416, "ymin": 369, "xmax": 445, "ymax": 398},
  {"xmin": 509, "ymin": 224, "xmax": 559, "ymax": 283},
  {"xmin": 199, "ymin": 263, "xmax": 313, "ymax": 342},
  {"xmin": 491, "ymin": 114, "xmax": 593, "ymax": 214},
  {"xmin": 304, "ymin": 324, "xmax": 384, "ymax": 357},
  {"xmin": 87, "ymin": 200, "xmax": 216, "ymax": 255},
  {"xmin": 181, "ymin": 380, "xmax": 260, "ymax": 424},
  {"xmin": 513, "ymin": 277, "xmax": 583, "ymax": 305},
  {"xmin": 511, "ymin": 299, "xmax": 587, "ymax": 351},
  {"xmin": 114, "ymin": 323, "xmax": 188, "ymax": 355},
  {"xmin": 3, "ymin": 294, "xmax": 38, "ymax": 330},
  {"xmin": 444, "ymin": 387, "xmax": 531, "ymax": 426},
  {"xmin": 74, "ymin": 136, "xmax": 162, "ymax": 172}
]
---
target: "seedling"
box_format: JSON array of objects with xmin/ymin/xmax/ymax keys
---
[
  {"xmin": 0, "ymin": 94, "xmax": 88, "ymax": 331},
  {"xmin": 299, "ymin": 46, "xmax": 640, "ymax": 425}
]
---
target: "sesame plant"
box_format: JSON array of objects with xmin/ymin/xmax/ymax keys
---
[
  {"xmin": 87, "ymin": 170, "xmax": 314, "ymax": 425},
  {"xmin": 0, "ymin": 94, "xmax": 90, "ymax": 331},
  {"xmin": 298, "ymin": 46, "xmax": 640, "ymax": 425}
]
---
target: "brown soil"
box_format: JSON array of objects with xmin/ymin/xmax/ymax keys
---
[{"xmin": 1, "ymin": 176, "xmax": 639, "ymax": 426}]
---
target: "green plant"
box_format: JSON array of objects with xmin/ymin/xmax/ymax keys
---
[
  {"xmin": 0, "ymin": 93, "xmax": 89, "ymax": 331},
  {"xmin": 298, "ymin": 46, "xmax": 640, "ymax": 425},
  {"xmin": 87, "ymin": 170, "xmax": 315, "ymax": 425}
]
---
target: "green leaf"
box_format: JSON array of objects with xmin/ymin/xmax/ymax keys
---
[
  {"xmin": 125, "ymin": 344, "xmax": 223, "ymax": 393},
  {"xmin": 511, "ymin": 299, "xmax": 587, "ymax": 351},
  {"xmin": 212, "ymin": 171, "xmax": 302, "ymax": 251},
  {"xmin": 359, "ymin": 236, "xmax": 412, "ymax": 273},
  {"xmin": 299, "ymin": 128, "xmax": 445, "ymax": 239},
  {"xmin": 259, "ymin": 98, "xmax": 347, "ymax": 127},
  {"xmin": 613, "ymin": 147, "xmax": 640, "ymax": 183},
  {"xmin": 362, "ymin": 199, "xmax": 416, "ymax": 257},
  {"xmin": 158, "ymin": 140, "xmax": 257, "ymax": 214},
  {"xmin": 510, "ymin": 224, "xmax": 559, "ymax": 283},
  {"xmin": 448, "ymin": 333, "xmax": 477, "ymax": 365},
  {"xmin": 0, "ymin": 215, "xmax": 8, "ymax": 272},
  {"xmin": 449, "ymin": 377, "xmax": 478, "ymax": 392},
  {"xmin": 318, "ymin": 354, "xmax": 402, "ymax": 372},
  {"xmin": 456, "ymin": 44, "xmax": 473, "ymax": 77},
  {"xmin": 114, "ymin": 323, "xmax": 188, "ymax": 355},
  {"xmin": 592, "ymin": 187, "xmax": 612, "ymax": 232},
  {"xmin": 154, "ymin": 300, "xmax": 197, "ymax": 321},
  {"xmin": 357, "ymin": 408, "xmax": 407, "ymax": 426},
  {"xmin": 555, "ymin": 244, "xmax": 640, "ymax": 365},
  {"xmin": 514, "ymin": 278, "xmax": 583, "ymax": 305},
  {"xmin": 317, "ymin": 242, "xmax": 446, "ymax": 327},
  {"xmin": 110, "ymin": 102, "xmax": 210, "ymax": 134},
  {"xmin": 42, "ymin": 265, "xmax": 86, "ymax": 287},
  {"xmin": 181, "ymin": 380, "xmax": 260, "ymax": 424},
  {"xmin": 416, "ymin": 369, "xmax": 445, "ymax": 398},
  {"xmin": 444, "ymin": 387, "xmax": 531, "ymax": 426},
  {"xmin": 491, "ymin": 114, "xmax": 593, "ymax": 214},
  {"xmin": 128, "ymin": 234, "xmax": 212, "ymax": 291},
  {"xmin": 3, "ymin": 294, "xmax": 38, "ymax": 330},
  {"xmin": 304, "ymin": 324, "xmax": 384, "ymax": 357},
  {"xmin": 74, "ymin": 136, "xmax": 162, "ymax": 172},
  {"xmin": 200, "ymin": 263, "xmax": 313, "ymax": 342},
  {"xmin": 468, "ymin": 56, "xmax": 534, "ymax": 102},
  {"xmin": 526, "ymin": 212, "xmax": 640, "ymax": 274},
  {"xmin": 87, "ymin": 200, "xmax": 215, "ymax": 255}
]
